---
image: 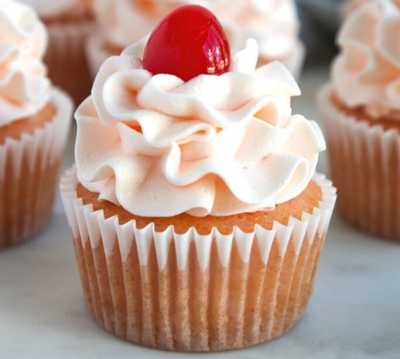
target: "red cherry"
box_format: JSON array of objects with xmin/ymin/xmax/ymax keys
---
[{"xmin": 143, "ymin": 5, "xmax": 231, "ymax": 81}]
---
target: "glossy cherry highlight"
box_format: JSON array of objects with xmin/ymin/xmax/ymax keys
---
[{"xmin": 142, "ymin": 5, "xmax": 231, "ymax": 81}]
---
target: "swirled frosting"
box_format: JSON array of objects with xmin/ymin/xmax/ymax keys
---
[
  {"xmin": 333, "ymin": 0, "xmax": 400, "ymax": 118},
  {"xmin": 20, "ymin": 0, "xmax": 93, "ymax": 18},
  {"xmin": 0, "ymin": 0, "xmax": 50, "ymax": 127},
  {"xmin": 76, "ymin": 39, "xmax": 325, "ymax": 217},
  {"xmin": 94, "ymin": 0, "xmax": 301, "ymax": 62}
]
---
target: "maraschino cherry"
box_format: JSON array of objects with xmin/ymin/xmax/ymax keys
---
[{"xmin": 143, "ymin": 5, "xmax": 231, "ymax": 81}]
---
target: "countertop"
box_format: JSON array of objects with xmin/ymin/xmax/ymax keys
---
[{"xmin": 1, "ymin": 68, "xmax": 399, "ymax": 359}]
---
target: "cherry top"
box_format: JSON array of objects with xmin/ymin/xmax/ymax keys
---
[{"xmin": 143, "ymin": 5, "xmax": 231, "ymax": 81}]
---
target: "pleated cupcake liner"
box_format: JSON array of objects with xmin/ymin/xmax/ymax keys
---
[
  {"xmin": 0, "ymin": 89, "xmax": 73, "ymax": 249},
  {"xmin": 60, "ymin": 168, "xmax": 336, "ymax": 351},
  {"xmin": 46, "ymin": 21, "xmax": 94, "ymax": 105},
  {"xmin": 320, "ymin": 85, "xmax": 400, "ymax": 240}
]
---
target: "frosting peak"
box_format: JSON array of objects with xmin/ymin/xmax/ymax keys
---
[
  {"xmin": 76, "ymin": 39, "xmax": 324, "ymax": 217},
  {"xmin": 333, "ymin": 0, "xmax": 400, "ymax": 118},
  {"xmin": 0, "ymin": 0, "xmax": 50, "ymax": 126}
]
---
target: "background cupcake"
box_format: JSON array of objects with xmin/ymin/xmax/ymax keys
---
[
  {"xmin": 214, "ymin": 0, "xmax": 304, "ymax": 75},
  {"xmin": 87, "ymin": 0, "xmax": 304, "ymax": 78},
  {"xmin": 0, "ymin": 0, "xmax": 73, "ymax": 248},
  {"xmin": 62, "ymin": 5, "xmax": 335, "ymax": 352},
  {"xmin": 342, "ymin": 0, "xmax": 400, "ymax": 17},
  {"xmin": 20, "ymin": 0, "xmax": 95, "ymax": 105},
  {"xmin": 319, "ymin": 0, "xmax": 400, "ymax": 240},
  {"xmin": 342, "ymin": 0, "xmax": 369, "ymax": 17}
]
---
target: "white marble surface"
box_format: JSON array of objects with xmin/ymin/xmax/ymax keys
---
[{"xmin": 1, "ymin": 69, "xmax": 400, "ymax": 359}]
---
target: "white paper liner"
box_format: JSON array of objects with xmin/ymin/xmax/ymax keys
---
[
  {"xmin": 60, "ymin": 168, "xmax": 336, "ymax": 351},
  {"xmin": 319, "ymin": 85, "xmax": 400, "ymax": 240},
  {"xmin": 0, "ymin": 88, "xmax": 73, "ymax": 248},
  {"xmin": 46, "ymin": 21, "xmax": 94, "ymax": 104},
  {"xmin": 86, "ymin": 33, "xmax": 306, "ymax": 80}
]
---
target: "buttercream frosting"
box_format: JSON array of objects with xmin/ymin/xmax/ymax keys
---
[
  {"xmin": 0, "ymin": 0, "xmax": 50, "ymax": 127},
  {"xmin": 76, "ymin": 39, "xmax": 325, "ymax": 217},
  {"xmin": 94, "ymin": 0, "xmax": 301, "ymax": 63},
  {"xmin": 333, "ymin": 0, "xmax": 400, "ymax": 118}
]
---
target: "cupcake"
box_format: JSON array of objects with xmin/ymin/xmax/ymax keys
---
[
  {"xmin": 342, "ymin": 0, "xmax": 400, "ymax": 17},
  {"xmin": 342, "ymin": 0, "xmax": 368, "ymax": 17},
  {"xmin": 319, "ymin": 0, "xmax": 400, "ymax": 240},
  {"xmin": 87, "ymin": 0, "xmax": 304, "ymax": 78},
  {"xmin": 20, "ymin": 0, "xmax": 95, "ymax": 105},
  {"xmin": 0, "ymin": 0, "xmax": 73, "ymax": 248},
  {"xmin": 62, "ymin": 5, "xmax": 335, "ymax": 351}
]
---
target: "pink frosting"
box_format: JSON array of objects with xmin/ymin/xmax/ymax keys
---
[
  {"xmin": 333, "ymin": 0, "xmax": 400, "ymax": 118},
  {"xmin": 75, "ymin": 39, "xmax": 325, "ymax": 217},
  {"xmin": 0, "ymin": 0, "xmax": 50, "ymax": 126}
]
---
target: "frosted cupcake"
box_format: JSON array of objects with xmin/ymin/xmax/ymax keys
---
[
  {"xmin": 342, "ymin": 0, "xmax": 400, "ymax": 17},
  {"xmin": 20, "ymin": 0, "xmax": 94, "ymax": 104},
  {"xmin": 87, "ymin": 0, "xmax": 304, "ymax": 78},
  {"xmin": 342, "ymin": 0, "xmax": 368, "ymax": 17},
  {"xmin": 319, "ymin": 0, "xmax": 400, "ymax": 240},
  {"xmin": 0, "ymin": 0, "xmax": 73, "ymax": 248},
  {"xmin": 62, "ymin": 5, "xmax": 335, "ymax": 352}
]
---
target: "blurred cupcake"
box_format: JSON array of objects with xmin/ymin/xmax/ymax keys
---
[
  {"xmin": 214, "ymin": 0, "xmax": 305, "ymax": 76},
  {"xmin": 342, "ymin": 0, "xmax": 400, "ymax": 17},
  {"xmin": 62, "ymin": 5, "xmax": 335, "ymax": 351},
  {"xmin": 21, "ymin": 0, "xmax": 95, "ymax": 105},
  {"xmin": 0, "ymin": 0, "xmax": 73, "ymax": 248},
  {"xmin": 319, "ymin": 0, "xmax": 400, "ymax": 240},
  {"xmin": 87, "ymin": 0, "xmax": 304, "ymax": 78},
  {"xmin": 342, "ymin": 0, "xmax": 368, "ymax": 17}
]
